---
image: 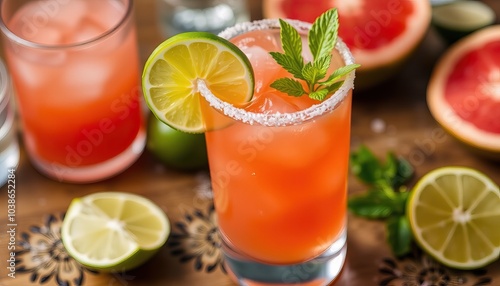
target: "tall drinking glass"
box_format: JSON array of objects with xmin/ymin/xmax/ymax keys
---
[
  {"xmin": 0, "ymin": 0, "xmax": 145, "ymax": 183},
  {"xmin": 199, "ymin": 19, "xmax": 355, "ymax": 285}
]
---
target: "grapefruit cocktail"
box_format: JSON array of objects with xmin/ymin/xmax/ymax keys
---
[
  {"xmin": 0, "ymin": 0, "xmax": 145, "ymax": 182},
  {"xmin": 141, "ymin": 9, "xmax": 357, "ymax": 285},
  {"xmin": 201, "ymin": 19, "xmax": 355, "ymax": 285}
]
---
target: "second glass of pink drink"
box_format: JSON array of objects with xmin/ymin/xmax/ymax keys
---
[
  {"xmin": 199, "ymin": 18, "xmax": 356, "ymax": 285},
  {"xmin": 0, "ymin": 0, "xmax": 145, "ymax": 182}
]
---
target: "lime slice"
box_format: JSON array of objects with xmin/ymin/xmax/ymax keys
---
[
  {"xmin": 407, "ymin": 167, "xmax": 500, "ymax": 269},
  {"xmin": 61, "ymin": 192, "xmax": 170, "ymax": 272},
  {"xmin": 432, "ymin": 1, "xmax": 496, "ymax": 43},
  {"xmin": 142, "ymin": 31, "xmax": 254, "ymax": 133}
]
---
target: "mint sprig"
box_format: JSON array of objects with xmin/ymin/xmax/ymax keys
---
[
  {"xmin": 348, "ymin": 145, "xmax": 415, "ymax": 257},
  {"xmin": 270, "ymin": 9, "xmax": 360, "ymax": 100}
]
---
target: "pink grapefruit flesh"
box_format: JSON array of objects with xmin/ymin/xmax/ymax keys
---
[
  {"xmin": 427, "ymin": 25, "xmax": 500, "ymax": 157},
  {"xmin": 263, "ymin": 0, "xmax": 432, "ymax": 89}
]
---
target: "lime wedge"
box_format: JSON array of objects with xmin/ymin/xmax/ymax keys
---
[
  {"xmin": 142, "ymin": 31, "xmax": 254, "ymax": 133},
  {"xmin": 61, "ymin": 192, "xmax": 170, "ymax": 272},
  {"xmin": 407, "ymin": 167, "xmax": 500, "ymax": 269},
  {"xmin": 432, "ymin": 1, "xmax": 495, "ymax": 43}
]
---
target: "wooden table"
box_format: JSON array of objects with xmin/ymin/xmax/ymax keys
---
[{"xmin": 1, "ymin": 1, "xmax": 500, "ymax": 285}]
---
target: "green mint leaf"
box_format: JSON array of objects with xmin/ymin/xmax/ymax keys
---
[
  {"xmin": 393, "ymin": 191, "xmax": 410, "ymax": 215},
  {"xmin": 313, "ymin": 55, "xmax": 332, "ymax": 78},
  {"xmin": 325, "ymin": 80, "xmax": 344, "ymax": 94},
  {"xmin": 350, "ymin": 145, "xmax": 384, "ymax": 186},
  {"xmin": 269, "ymin": 8, "xmax": 359, "ymax": 100},
  {"xmin": 393, "ymin": 158, "xmax": 414, "ymax": 189},
  {"xmin": 386, "ymin": 215, "xmax": 412, "ymax": 257},
  {"xmin": 382, "ymin": 152, "xmax": 398, "ymax": 184},
  {"xmin": 348, "ymin": 191, "xmax": 396, "ymax": 219},
  {"xmin": 321, "ymin": 64, "xmax": 360, "ymax": 86},
  {"xmin": 309, "ymin": 9, "xmax": 338, "ymax": 63},
  {"xmin": 309, "ymin": 88, "xmax": 329, "ymax": 101},
  {"xmin": 270, "ymin": 78, "xmax": 306, "ymax": 97},
  {"xmin": 269, "ymin": 52, "xmax": 304, "ymax": 80},
  {"xmin": 278, "ymin": 19, "xmax": 304, "ymax": 73},
  {"xmin": 302, "ymin": 62, "xmax": 326, "ymax": 88}
]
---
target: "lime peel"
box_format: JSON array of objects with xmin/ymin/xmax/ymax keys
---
[
  {"xmin": 142, "ymin": 31, "xmax": 254, "ymax": 133},
  {"xmin": 407, "ymin": 166, "xmax": 500, "ymax": 270},
  {"xmin": 61, "ymin": 192, "xmax": 170, "ymax": 272}
]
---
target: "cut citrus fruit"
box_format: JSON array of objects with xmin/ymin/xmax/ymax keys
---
[
  {"xmin": 427, "ymin": 25, "xmax": 500, "ymax": 159},
  {"xmin": 146, "ymin": 114, "xmax": 208, "ymax": 171},
  {"xmin": 262, "ymin": 0, "xmax": 432, "ymax": 89},
  {"xmin": 407, "ymin": 167, "xmax": 500, "ymax": 269},
  {"xmin": 432, "ymin": 1, "xmax": 496, "ymax": 44},
  {"xmin": 142, "ymin": 31, "xmax": 254, "ymax": 133},
  {"xmin": 61, "ymin": 192, "xmax": 170, "ymax": 272}
]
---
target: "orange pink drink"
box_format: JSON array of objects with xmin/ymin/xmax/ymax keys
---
[
  {"xmin": 0, "ymin": 0, "xmax": 145, "ymax": 182},
  {"xmin": 200, "ymin": 19, "xmax": 355, "ymax": 284}
]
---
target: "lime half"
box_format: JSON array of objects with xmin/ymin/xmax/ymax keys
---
[
  {"xmin": 432, "ymin": 1, "xmax": 496, "ymax": 43},
  {"xmin": 407, "ymin": 167, "xmax": 500, "ymax": 269},
  {"xmin": 61, "ymin": 192, "xmax": 170, "ymax": 272},
  {"xmin": 142, "ymin": 31, "xmax": 254, "ymax": 133}
]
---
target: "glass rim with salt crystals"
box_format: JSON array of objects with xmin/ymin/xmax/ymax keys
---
[{"xmin": 198, "ymin": 18, "xmax": 356, "ymax": 127}]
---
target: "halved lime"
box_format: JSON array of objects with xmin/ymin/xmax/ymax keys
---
[
  {"xmin": 432, "ymin": 1, "xmax": 496, "ymax": 43},
  {"xmin": 61, "ymin": 192, "xmax": 170, "ymax": 272},
  {"xmin": 407, "ymin": 167, "xmax": 500, "ymax": 269},
  {"xmin": 142, "ymin": 31, "xmax": 254, "ymax": 133}
]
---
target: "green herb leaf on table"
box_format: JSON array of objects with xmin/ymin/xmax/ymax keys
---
[
  {"xmin": 387, "ymin": 215, "xmax": 412, "ymax": 257},
  {"xmin": 270, "ymin": 8, "xmax": 360, "ymax": 100},
  {"xmin": 348, "ymin": 145, "xmax": 414, "ymax": 257}
]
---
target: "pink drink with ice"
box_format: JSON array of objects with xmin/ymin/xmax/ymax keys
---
[
  {"xmin": 206, "ymin": 26, "xmax": 352, "ymax": 266},
  {"xmin": 1, "ymin": 0, "xmax": 144, "ymax": 182}
]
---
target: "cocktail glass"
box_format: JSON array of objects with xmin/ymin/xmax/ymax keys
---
[
  {"xmin": 199, "ymin": 18, "xmax": 355, "ymax": 285},
  {"xmin": 0, "ymin": 0, "xmax": 145, "ymax": 183}
]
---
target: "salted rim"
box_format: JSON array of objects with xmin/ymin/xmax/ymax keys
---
[{"xmin": 197, "ymin": 18, "xmax": 356, "ymax": 127}]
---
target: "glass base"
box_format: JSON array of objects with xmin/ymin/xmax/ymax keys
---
[
  {"xmin": 223, "ymin": 229, "xmax": 347, "ymax": 286},
  {"xmin": 29, "ymin": 127, "xmax": 146, "ymax": 183}
]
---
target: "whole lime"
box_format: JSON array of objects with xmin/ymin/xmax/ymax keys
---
[{"xmin": 146, "ymin": 115, "xmax": 208, "ymax": 171}]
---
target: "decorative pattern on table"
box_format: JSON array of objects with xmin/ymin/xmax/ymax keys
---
[
  {"xmin": 12, "ymin": 208, "xmax": 497, "ymax": 286},
  {"xmin": 168, "ymin": 203, "xmax": 226, "ymax": 274},
  {"xmin": 14, "ymin": 214, "xmax": 98, "ymax": 286},
  {"xmin": 378, "ymin": 247, "xmax": 493, "ymax": 286}
]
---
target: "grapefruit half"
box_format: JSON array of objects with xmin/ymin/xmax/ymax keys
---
[
  {"xmin": 263, "ymin": 0, "xmax": 432, "ymax": 89},
  {"xmin": 427, "ymin": 25, "xmax": 500, "ymax": 159}
]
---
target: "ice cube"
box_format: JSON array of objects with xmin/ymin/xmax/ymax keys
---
[
  {"xmin": 231, "ymin": 29, "xmax": 282, "ymax": 52},
  {"xmin": 241, "ymin": 45, "xmax": 284, "ymax": 93},
  {"xmin": 62, "ymin": 59, "xmax": 112, "ymax": 101},
  {"xmin": 7, "ymin": 55, "xmax": 56, "ymax": 90},
  {"xmin": 65, "ymin": 22, "xmax": 102, "ymax": 44},
  {"xmin": 6, "ymin": 1, "xmax": 67, "ymax": 45},
  {"xmin": 12, "ymin": 42, "xmax": 66, "ymax": 66},
  {"xmin": 48, "ymin": 0, "xmax": 89, "ymax": 35},
  {"xmin": 260, "ymin": 122, "xmax": 331, "ymax": 169},
  {"xmin": 85, "ymin": 0, "xmax": 124, "ymax": 31},
  {"xmin": 246, "ymin": 91, "xmax": 301, "ymax": 114},
  {"xmin": 27, "ymin": 25, "xmax": 64, "ymax": 45}
]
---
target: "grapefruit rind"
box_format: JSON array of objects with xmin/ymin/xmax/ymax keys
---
[
  {"xmin": 427, "ymin": 25, "xmax": 500, "ymax": 158},
  {"xmin": 263, "ymin": 0, "xmax": 432, "ymax": 89}
]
